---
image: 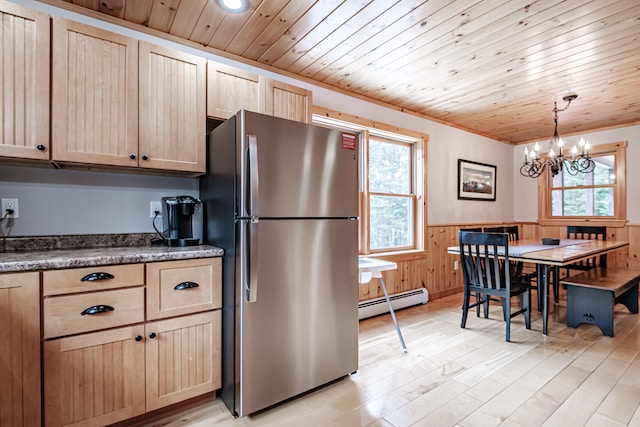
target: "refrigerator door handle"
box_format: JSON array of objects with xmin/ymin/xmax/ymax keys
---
[
  {"xmin": 246, "ymin": 134, "xmax": 259, "ymax": 217},
  {"xmin": 245, "ymin": 218, "xmax": 259, "ymax": 303}
]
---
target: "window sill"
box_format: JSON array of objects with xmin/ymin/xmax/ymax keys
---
[
  {"xmin": 538, "ymin": 218, "xmax": 628, "ymax": 228},
  {"xmin": 360, "ymin": 250, "xmax": 427, "ymax": 262}
]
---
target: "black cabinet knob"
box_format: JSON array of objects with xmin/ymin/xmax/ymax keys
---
[
  {"xmin": 149, "ymin": 332, "xmax": 157, "ymax": 339},
  {"xmin": 135, "ymin": 335, "xmax": 143, "ymax": 342},
  {"xmin": 141, "ymin": 155, "xmax": 148, "ymax": 161},
  {"xmin": 129, "ymin": 153, "xmax": 136, "ymax": 159},
  {"xmin": 36, "ymin": 144, "xmax": 45, "ymax": 151}
]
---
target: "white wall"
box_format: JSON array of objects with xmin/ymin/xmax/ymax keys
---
[
  {"xmin": 514, "ymin": 124, "xmax": 640, "ymax": 223},
  {"xmin": 0, "ymin": 165, "xmax": 200, "ymax": 237}
]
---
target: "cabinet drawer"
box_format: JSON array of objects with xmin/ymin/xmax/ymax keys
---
[
  {"xmin": 43, "ymin": 263, "xmax": 144, "ymax": 296},
  {"xmin": 44, "ymin": 287, "xmax": 144, "ymax": 339},
  {"xmin": 147, "ymin": 258, "xmax": 221, "ymax": 320}
]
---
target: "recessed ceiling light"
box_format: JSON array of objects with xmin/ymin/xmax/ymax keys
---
[{"xmin": 215, "ymin": 0, "xmax": 250, "ymax": 13}]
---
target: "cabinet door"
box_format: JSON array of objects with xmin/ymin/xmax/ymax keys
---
[
  {"xmin": 265, "ymin": 79, "xmax": 312, "ymax": 123},
  {"xmin": 51, "ymin": 18, "xmax": 139, "ymax": 167},
  {"xmin": 145, "ymin": 311, "xmax": 221, "ymax": 411},
  {"xmin": 0, "ymin": 272, "xmax": 40, "ymax": 427},
  {"xmin": 207, "ymin": 60, "xmax": 264, "ymax": 119},
  {"xmin": 44, "ymin": 325, "xmax": 146, "ymax": 427},
  {"xmin": 0, "ymin": 1, "xmax": 49, "ymax": 160},
  {"xmin": 139, "ymin": 42, "xmax": 206, "ymax": 173}
]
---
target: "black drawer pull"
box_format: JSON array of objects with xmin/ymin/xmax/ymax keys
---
[
  {"xmin": 80, "ymin": 305, "xmax": 115, "ymax": 315},
  {"xmin": 174, "ymin": 281, "xmax": 199, "ymax": 290},
  {"xmin": 135, "ymin": 335, "xmax": 143, "ymax": 342},
  {"xmin": 81, "ymin": 272, "xmax": 115, "ymax": 282}
]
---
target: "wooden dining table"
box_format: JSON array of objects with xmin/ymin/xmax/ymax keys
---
[{"xmin": 448, "ymin": 239, "xmax": 629, "ymax": 335}]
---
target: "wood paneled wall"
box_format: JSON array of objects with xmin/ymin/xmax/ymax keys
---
[{"xmin": 363, "ymin": 222, "xmax": 638, "ymax": 303}]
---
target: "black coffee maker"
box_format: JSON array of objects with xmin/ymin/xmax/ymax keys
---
[{"xmin": 162, "ymin": 195, "xmax": 201, "ymax": 247}]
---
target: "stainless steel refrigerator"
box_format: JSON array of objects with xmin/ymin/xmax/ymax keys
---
[{"xmin": 200, "ymin": 110, "xmax": 359, "ymax": 416}]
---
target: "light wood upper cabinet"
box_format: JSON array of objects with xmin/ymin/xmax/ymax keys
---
[
  {"xmin": 207, "ymin": 60, "xmax": 264, "ymax": 119},
  {"xmin": 51, "ymin": 17, "xmax": 139, "ymax": 167},
  {"xmin": 139, "ymin": 42, "xmax": 206, "ymax": 173},
  {"xmin": 51, "ymin": 20, "xmax": 206, "ymax": 174},
  {"xmin": 265, "ymin": 79, "xmax": 312, "ymax": 123},
  {"xmin": 207, "ymin": 60, "xmax": 312, "ymax": 123},
  {"xmin": 0, "ymin": 272, "xmax": 41, "ymax": 427},
  {"xmin": 0, "ymin": 1, "xmax": 50, "ymax": 160}
]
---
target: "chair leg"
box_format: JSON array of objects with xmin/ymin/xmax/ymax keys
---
[
  {"xmin": 461, "ymin": 289, "xmax": 470, "ymax": 328},
  {"xmin": 524, "ymin": 289, "xmax": 531, "ymax": 329},
  {"xmin": 484, "ymin": 296, "xmax": 490, "ymax": 318},
  {"xmin": 501, "ymin": 298, "xmax": 507, "ymax": 321},
  {"xmin": 553, "ymin": 266, "xmax": 560, "ymax": 304},
  {"xmin": 505, "ymin": 296, "xmax": 511, "ymax": 342}
]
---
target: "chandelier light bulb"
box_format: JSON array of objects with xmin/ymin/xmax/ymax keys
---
[
  {"xmin": 519, "ymin": 95, "xmax": 596, "ymax": 178},
  {"xmin": 524, "ymin": 147, "xmax": 529, "ymax": 156}
]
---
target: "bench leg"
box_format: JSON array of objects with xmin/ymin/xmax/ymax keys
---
[
  {"xmin": 566, "ymin": 285, "xmax": 615, "ymax": 337},
  {"xmin": 616, "ymin": 283, "xmax": 639, "ymax": 314}
]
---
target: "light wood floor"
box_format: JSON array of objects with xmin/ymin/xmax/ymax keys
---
[{"xmin": 131, "ymin": 290, "xmax": 640, "ymax": 427}]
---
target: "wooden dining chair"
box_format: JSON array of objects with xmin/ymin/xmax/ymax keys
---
[
  {"xmin": 459, "ymin": 231, "xmax": 531, "ymax": 342},
  {"xmin": 459, "ymin": 227, "xmax": 487, "ymax": 317},
  {"xmin": 483, "ymin": 226, "xmax": 505, "ymax": 233},
  {"xmin": 552, "ymin": 225, "xmax": 607, "ymax": 302}
]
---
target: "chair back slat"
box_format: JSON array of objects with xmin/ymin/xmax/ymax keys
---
[
  {"xmin": 459, "ymin": 231, "xmax": 510, "ymax": 293},
  {"xmin": 567, "ymin": 225, "xmax": 607, "ymax": 268}
]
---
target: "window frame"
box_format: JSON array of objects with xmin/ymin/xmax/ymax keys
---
[
  {"xmin": 538, "ymin": 141, "xmax": 627, "ymax": 227},
  {"xmin": 366, "ymin": 134, "xmax": 417, "ymax": 253},
  {"xmin": 312, "ymin": 109, "xmax": 427, "ymax": 257}
]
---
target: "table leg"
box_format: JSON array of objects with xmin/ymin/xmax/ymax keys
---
[
  {"xmin": 378, "ymin": 277, "xmax": 407, "ymax": 352},
  {"xmin": 540, "ymin": 265, "xmax": 549, "ymax": 335}
]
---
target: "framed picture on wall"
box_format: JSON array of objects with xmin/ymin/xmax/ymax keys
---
[{"xmin": 457, "ymin": 159, "xmax": 497, "ymax": 201}]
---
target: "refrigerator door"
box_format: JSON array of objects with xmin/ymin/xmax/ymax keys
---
[
  {"xmin": 238, "ymin": 110, "xmax": 358, "ymax": 219},
  {"xmin": 237, "ymin": 218, "xmax": 358, "ymax": 416}
]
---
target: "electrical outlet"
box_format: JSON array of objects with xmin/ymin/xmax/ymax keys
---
[
  {"xmin": 454, "ymin": 260, "xmax": 459, "ymax": 270},
  {"xmin": 150, "ymin": 201, "xmax": 162, "ymax": 218},
  {"xmin": 2, "ymin": 198, "xmax": 19, "ymax": 218}
]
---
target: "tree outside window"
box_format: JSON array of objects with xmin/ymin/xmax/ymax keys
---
[{"xmin": 369, "ymin": 138, "xmax": 414, "ymax": 250}]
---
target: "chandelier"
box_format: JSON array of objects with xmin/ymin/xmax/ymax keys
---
[{"xmin": 519, "ymin": 95, "xmax": 596, "ymax": 178}]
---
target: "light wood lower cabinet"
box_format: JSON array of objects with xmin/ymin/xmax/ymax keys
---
[
  {"xmin": 0, "ymin": 272, "xmax": 41, "ymax": 427},
  {"xmin": 43, "ymin": 326, "xmax": 146, "ymax": 427},
  {"xmin": 42, "ymin": 258, "xmax": 222, "ymax": 427},
  {"xmin": 145, "ymin": 311, "xmax": 221, "ymax": 411}
]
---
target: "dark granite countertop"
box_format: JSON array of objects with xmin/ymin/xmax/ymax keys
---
[{"xmin": 0, "ymin": 233, "xmax": 223, "ymax": 273}]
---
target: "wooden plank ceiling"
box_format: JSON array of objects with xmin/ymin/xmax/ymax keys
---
[{"xmin": 39, "ymin": 0, "xmax": 640, "ymax": 143}]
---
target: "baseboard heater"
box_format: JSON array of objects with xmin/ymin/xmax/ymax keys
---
[{"xmin": 358, "ymin": 287, "xmax": 429, "ymax": 320}]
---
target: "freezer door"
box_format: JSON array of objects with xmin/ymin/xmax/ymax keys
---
[
  {"xmin": 238, "ymin": 110, "xmax": 358, "ymax": 219},
  {"xmin": 238, "ymin": 218, "xmax": 358, "ymax": 416}
]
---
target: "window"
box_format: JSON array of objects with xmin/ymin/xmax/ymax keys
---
[
  {"xmin": 369, "ymin": 136, "xmax": 414, "ymax": 250},
  {"xmin": 539, "ymin": 142, "xmax": 626, "ymax": 223},
  {"xmin": 313, "ymin": 111, "xmax": 426, "ymax": 255}
]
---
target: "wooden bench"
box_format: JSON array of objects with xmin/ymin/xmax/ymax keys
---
[{"xmin": 561, "ymin": 268, "xmax": 640, "ymax": 337}]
